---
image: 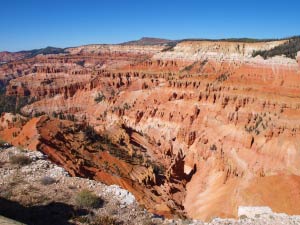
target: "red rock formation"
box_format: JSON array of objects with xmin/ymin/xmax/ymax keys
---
[
  {"xmin": 0, "ymin": 51, "xmax": 29, "ymax": 63},
  {"xmin": 1, "ymin": 40, "xmax": 300, "ymax": 221},
  {"xmin": 3, "ymin": 116, "xmax": 190, "ymax": 217}
]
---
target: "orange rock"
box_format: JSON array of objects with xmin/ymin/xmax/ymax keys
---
[{"xmin": 1, "ymin": 40, "xmax": 300, "ymax": 221}]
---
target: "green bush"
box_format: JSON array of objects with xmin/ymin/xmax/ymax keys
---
[
  {"xmin": 75, "ymin": 189, "xmax": 103, "ymax": 209},
  {"xmin": 0, "ymin": 139, "xmax": 11, "ymax": 148},
  {"xmin": 9, "ymin": 154, "xmax": 32, "ymax": 166},
  {"xmin": 83, "ymin": 125, "xmax": 101, "ymax": 142},
  {"xmin": 94, "ymin": 93, "xmax": 106, "ymax": 103}
]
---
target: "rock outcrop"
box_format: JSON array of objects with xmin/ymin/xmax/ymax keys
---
[{"xmin": 1, "ymin": 38, "xmax": 300, "ymax": 221}]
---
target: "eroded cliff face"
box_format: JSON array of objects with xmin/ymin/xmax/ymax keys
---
[
  {"xmin": 0, "ymin": 51, "xmax": 29, "ymax": 63},
  {"xmin": 154, "ymin": 40, "xmax": 289, "ymax": 61},
  {"xmin": 1, "ymin": 40, "xmax": 300, "ymax": 221}
]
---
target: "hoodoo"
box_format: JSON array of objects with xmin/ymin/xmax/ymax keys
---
[{"xmin": 1, "ymin": 37, "xmax": 300, "ymax": 221}]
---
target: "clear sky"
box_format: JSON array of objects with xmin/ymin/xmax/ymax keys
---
[{"xmin": 1, "ymin": 0, "xmax": 300, "ymax": 51}]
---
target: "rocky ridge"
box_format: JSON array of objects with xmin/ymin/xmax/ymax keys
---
[{"xmin": 1, "ymin": 146, "xmax": 300, "ymax": 225}]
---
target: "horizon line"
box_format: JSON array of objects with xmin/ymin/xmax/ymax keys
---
[{"xmin": 2, "ymin": 35, "xmax": 300, "ymax": 53}]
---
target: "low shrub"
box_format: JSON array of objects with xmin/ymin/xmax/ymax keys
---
[
  {"xmin": 94, "ymin": 92, "xmax": 106, "ymax": 103},
  {"xmin": 142, "ymin": 217, "xmax": 157, "ymax": 225},
  {"xmin": 95, "ymin": 215, "xmax": 119, "ymax": 225},
  {"xmin": 75, "ymin": 189, "xmax": 103, "ymax": 209},
  {"xmin": 76, "ymin": 215, "xmax": 120, "ymax": 225},
  {"xmin": 9, "ymin": 155, "xmax": 32, "ymax": 166},
  {"xmin": 83, "ymin": 125, "xmax": 101, "ymax": 142},
  {"xmin": 239, "ymin": 214, "xmax": 248, "ymax": 220},
  {"xmin": 40, "ymin": 176, "xmax": 56, "ymax": 185}
]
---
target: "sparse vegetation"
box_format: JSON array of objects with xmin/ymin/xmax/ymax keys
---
[
  {"xmin": 33, "ymin": 111, "xmax": 46, "ymax": 117},
  {"xmin": 216, "ymin": 73, "xmax": 228, "ymax": 82},
  {"xmin": 245, "ymin": 114, "xmax": 265, "ymax": 135},
  {"xmin": 140, "ymin": 217, "xmax": 157, "ymax": 225},
  {"xmin": 25, "ymin": 46, "xmax": 66, "ymax": 58},
  {"xmin": 52, "ymin": 112, "xmax": 77, "ymax": 121},
  {"xmin": 75, "ymin": 189, "xmax": 103, "ymax": 209},
  {"xmin": 252, "ymin": 36, "xmax": 300, "ymax": 59},
  {"xmin": 161, "ymin": 44, "xmax": 176, "ymax": 52},
  {"xmin": 123, "ymin": 102, "xmax": 131, "ymax": 110},
  {"xmin": 94, "ymin": 215, "xmax": 120, "ymax": 225},
  {"xmin": 0, "ymin": 139, "xmax": 10, "ymax": 148},
  {"xmin": 76, "ymin": 60, "xmax": 85, "ymax": 67},
  {"xmin": 210, "ymin": 144, "xmax": 217, "ymax": 151},
  {"xmin": 83, "ymin": 125, "xmax": 101, "ymax": 142},
  {"xmin": 152, "ymin": 163, "xmax": 165, "ymax": 175},
  {"xmin": 40, "ymin": 176, "xmax": 56, "ymax": 185},
  {"xmin": 179, "ymin": 37, "xmax": 280, "ymax": 43},
  {"xmin": 81, "ymin": 124, "xmax": 165, "ymax": 179},
  {"xmin": 239, "ymin": 214, "xmax": 248, "ymax": 220},
  {"xmin": 181, "ymin": 62, "xmax": 197, "ymax": 72},
  {"xmin": 9, "ymin": 154, "xmax": 32, "ymax": 166},
  {"xmin": 0, "ymin": 87, "xmax": 35, "ymax": 115},
  {"xmin": 94, "ymin": 92, "xmax": 106, "ymax": 103},
  {"xmin": 76, "ymin": 214, "xmax": 121, "ymax": 225}
]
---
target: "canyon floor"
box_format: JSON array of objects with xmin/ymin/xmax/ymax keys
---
[{"xmin": 0, "ymin": 37, "xmax": 300, "ymax": 222}]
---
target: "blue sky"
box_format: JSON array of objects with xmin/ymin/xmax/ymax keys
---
[{"xmin": 1, "ymin": 0, "xmax": 299, "ymax": 51}]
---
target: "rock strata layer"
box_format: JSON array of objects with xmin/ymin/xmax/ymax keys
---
[{"xmin": 1, "ymin": 39, "xmax": 300, "ymax": 221}]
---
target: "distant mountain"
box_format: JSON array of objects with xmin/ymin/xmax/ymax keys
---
[
  {"xmin": 2, "ymin": 36, "xmax": 300, "ymax": 63},
  {"xmin": 25, "ymin": 46, "xmax": 66, "ymax": 57},
  {"xmin": 121, "ymin": 37, "xmax": 177, "ymax": 46},
  {"xmin": 0, "ymin": 47, "xmax": 65, "ymax": 63},
  {"xmin": 179, "ymin": 35, "xmax": 300, "ymax": 43}
]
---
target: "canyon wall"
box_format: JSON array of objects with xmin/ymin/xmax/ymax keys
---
[{"xmin": 1, "ymin": 39, "xmax": 300, "ymax": 221}]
